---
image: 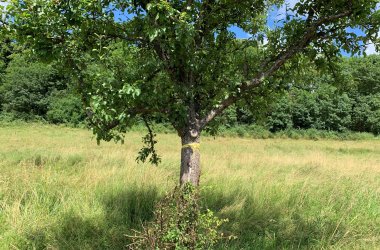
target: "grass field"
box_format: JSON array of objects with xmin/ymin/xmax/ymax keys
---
[{"xmin": 0, "ymin": 124, "xmax": 379, "ymax": 249}]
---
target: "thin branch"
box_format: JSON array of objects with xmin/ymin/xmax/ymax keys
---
[{"xmin": 137, "ymin": 117, "xmax": 161, "ymax": 165}]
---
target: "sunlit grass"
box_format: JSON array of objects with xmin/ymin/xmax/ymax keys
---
[{"xmin": 0, "ymin": 124, "xmax": 379, "ymax": 249}]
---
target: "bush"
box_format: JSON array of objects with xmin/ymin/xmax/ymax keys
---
[
  {"xmin": 266, "ymin": 85, "xmax": 354, "ymax": 133},
  {"xmin": 267, "ymin": 95, "xmax": 293, "ymax": 132},
  {"xmin": 0, "ymin": 112, "xmax": 35, "ymax": 125},
  {"xmin": 46, "ymin": 90, "xmax": 85, "ymax": 125},
  {"xmin": 0, "ymin": 53, "xmax": 65, "ymax": 119},
  {"xmin": 248, "ymin": 125, "xmax": 272, "ymax": 139},
  {"xmin": 351, "ymin": 94, "xmax": 380, "ymax": 135},
  {"xmin": 128, "ymin": 184, "xmax": 229, "ymax": 250},
  {"xmin": 203, "ymin": 124, "xmax": 377, "ymax": 141}
]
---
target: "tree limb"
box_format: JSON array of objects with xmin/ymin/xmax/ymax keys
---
[{"xmin": 199, "ymin": 8, "xmax": 353, "ymax": 129}]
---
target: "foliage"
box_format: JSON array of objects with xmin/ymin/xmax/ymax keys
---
[
  {"xmin": 0, "ymin": 31, "xmax": 15, "ymax": 83},
  {"xmin": 136, "ymin": 119, "xmax": 161, "ymax": 165},
  {"xmin": 258, "ymin": 55, "xmax": 380, "ymax": 135},
  {"xmin": 213, "ymin": 124, "xmax": 376, "ymax": 141},
  {"xmin": 267, "ymin": 95, "xmax": 293, "ymax": 132},
  {"xmin": 128, "ymin": 183, "xmax": 228, "ymax": 250},
  {"xmin": 46, "ymin": 90, "xmax": 85, "ymax": 125},
  {"xmin": 351, "ymin": 94, "xmax": 380, "ymax": 135},
  {"xmin": 345, "ymin": 55, "xmax": 380, "ymax": 95},
  {"xmin": 267, "ymin": 85, "xmax": 351, "ymax": 133},
  {"xmin": 0, "ymin": 52, "xmax": 65, "ymax": 119}
]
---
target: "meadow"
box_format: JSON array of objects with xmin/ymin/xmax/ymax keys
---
[{"xmin": 0, "ymin": 124, "xmax": 379, "ymax": 249}]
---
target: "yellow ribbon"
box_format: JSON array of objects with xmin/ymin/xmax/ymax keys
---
[{"xmin": 182, "ymin": 143, "xmax": 200, "ymax": 151}]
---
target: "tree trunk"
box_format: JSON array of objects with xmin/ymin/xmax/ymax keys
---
[{"xmin": 180, "ymin": 130, "xmax": 201, "ymax": 186}]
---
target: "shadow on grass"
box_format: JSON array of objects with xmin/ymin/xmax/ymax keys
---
[
  {"xmin": 202, "ymin": 188, "xmax": 344, "ymax": 250},
  {"xmin": 25, "ymin": 185, "xmax": 159, "ymax": 250},
  {"xmin": 25, "ymin": 185, "xmax": 342, "ymax": 250}
]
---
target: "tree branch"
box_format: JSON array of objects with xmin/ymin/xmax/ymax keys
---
[
  {"xmin": 199, "ymin": 8, "xmax": 353, "ymax": 129},
  {"xmin": 136, "ymin": 117, "xmax": 161, "ymax": 165}
]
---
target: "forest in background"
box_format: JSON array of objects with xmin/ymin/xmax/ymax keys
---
[{"xmin": 1, "ymin": 34, "xmax": 379, "ymax": 137}]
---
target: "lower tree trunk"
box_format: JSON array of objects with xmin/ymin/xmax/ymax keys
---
[{"xmin": 180, "ymin": 132, "xmax": 201, "ymax": 186}]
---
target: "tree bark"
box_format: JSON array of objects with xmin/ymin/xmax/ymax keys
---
[{"xmin": 180, "ymin": 129, "xmax": 201, "ymax": 186}]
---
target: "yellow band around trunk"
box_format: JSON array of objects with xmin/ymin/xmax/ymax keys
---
[{"xmin": 182, "ymin": 143, "xmax": 200, "ymax": 151}]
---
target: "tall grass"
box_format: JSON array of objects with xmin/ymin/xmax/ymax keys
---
[{"xmin": 0, "ymin": 124, "xmax": 379, "ymax": 249}]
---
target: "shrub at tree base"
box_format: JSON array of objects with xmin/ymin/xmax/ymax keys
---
[{"xmin": 127, "ymin": 184, "xmax": 230, "ymax": 250}]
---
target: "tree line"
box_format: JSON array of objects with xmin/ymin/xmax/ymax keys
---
[
  {"xmin": 220, "ymin": 56, "xmax": 380, "ymax": 135},
  {"xmin": 0, "ymin": 39, "xmax": 85, "ymax": 125}
]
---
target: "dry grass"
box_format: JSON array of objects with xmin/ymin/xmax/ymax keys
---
[{"xmin": 0, "ymin": 124, "xmax": 379, "ymax": 249}]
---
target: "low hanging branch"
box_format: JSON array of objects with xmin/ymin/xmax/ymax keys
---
[{"xmin": 136, "ymin": 117, "xmax": 161, "ymax": 166}]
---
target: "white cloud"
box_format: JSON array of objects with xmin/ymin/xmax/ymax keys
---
[{"xmin": 365, "ymin": 43, "xmax": 378, "ymax": 55}]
